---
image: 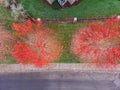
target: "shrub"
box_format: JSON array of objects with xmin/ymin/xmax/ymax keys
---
[
  {"xmin": 3, "ymin": 0, "xmax": 29, "ymax": 22},
  {"xmin": 71, "ymin": 17, "xmax": 120, "ymax": 68}
]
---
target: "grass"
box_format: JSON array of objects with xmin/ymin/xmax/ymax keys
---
[
  {"xmin": 0, "ymin": 54, "xmax": 18, "ymax": 64},
  {"xmin": 17, "ymin": 0, "xmax": 120, "ymax": 19},
  {"xmin": 0, "ymin": 6, "xmax": 17, "ymax": 64},
  {"xmin": 46, "ymin": 23, "xmax": 88, "ymax": 63},
  {"xmin": 0, "ymin": 6, "xmax": 14, "ymax": 31}
]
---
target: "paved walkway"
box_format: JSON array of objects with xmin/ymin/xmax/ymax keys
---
[{"xmin": 1, "ymin": 64, "xmax": 120, "ymax": 73}]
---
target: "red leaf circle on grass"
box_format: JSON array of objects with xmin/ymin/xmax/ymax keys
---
[
  {"xmin": 12, "ymin": 20, "xmax": 63, "ymax": 67},
  {"xmin": 71, "ymin": 18, "xmax": 120, "ymax": 68}
]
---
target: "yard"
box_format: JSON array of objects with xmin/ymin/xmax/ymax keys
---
[{"xmin": 0, "ymin": 0, "xmax": 120, "ymax": 64}]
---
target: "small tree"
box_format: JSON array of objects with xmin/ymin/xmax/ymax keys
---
[
  {"xmin": 12, "ymin": 20, "xmax": 63, "ymax": 67},
  {"xmin": 71, "ymin": 17, "xmax": 120, "ymax": 68}
]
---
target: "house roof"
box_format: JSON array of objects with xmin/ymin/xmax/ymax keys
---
[
  {"xmin": 45, "ymin": 0, "xmax": 78, "ymax": 5},
  {"xmin": 45, "ymin": 0, "xmax": 82, "ymax": 8},
  {"xmin": 46, "ymin": 0, "xmax": 55, "ymax": 4}
]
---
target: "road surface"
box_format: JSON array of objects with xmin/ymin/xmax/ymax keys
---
[{"xmin": 0, "ymin": 72, "xmax": 119, "ymax": 90}]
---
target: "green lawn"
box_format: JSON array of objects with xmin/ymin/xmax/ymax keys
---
[
  {"xmin": 0, "ymin": 6, "xmax": 17, "ymax": 64},
  {"xmin": 46, "ymin": 23, "xmax": 88, "ymax": 63},
  {"xmin": 0, "ymin": 6, "xmax": 14, "ymax": 31},
  {"xmin": 17, "ymin": 0, "xmax": 120, "ymax": 19}
]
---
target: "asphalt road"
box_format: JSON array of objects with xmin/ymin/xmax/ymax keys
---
[{"xmin": 0, "ymin": 72, "xmax": 119, "ymax": 90}]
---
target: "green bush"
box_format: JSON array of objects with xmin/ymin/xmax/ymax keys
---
[{"xmin": 51, "ymin": 0, "xmax": 61, "ymax": 9}]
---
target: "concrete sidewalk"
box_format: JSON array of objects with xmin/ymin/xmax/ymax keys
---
[
  {"xmin": 0, "ymin": 63, "xmax": 120, "ymax": 81},
  {"xmin": 0, "ymin": 63, "xmax": 120, "ymax": 72}
]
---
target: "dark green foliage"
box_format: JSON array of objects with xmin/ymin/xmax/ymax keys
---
[{"xmin": 51, "ymin": 0, "xmax": 61, "ymax": 10}]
